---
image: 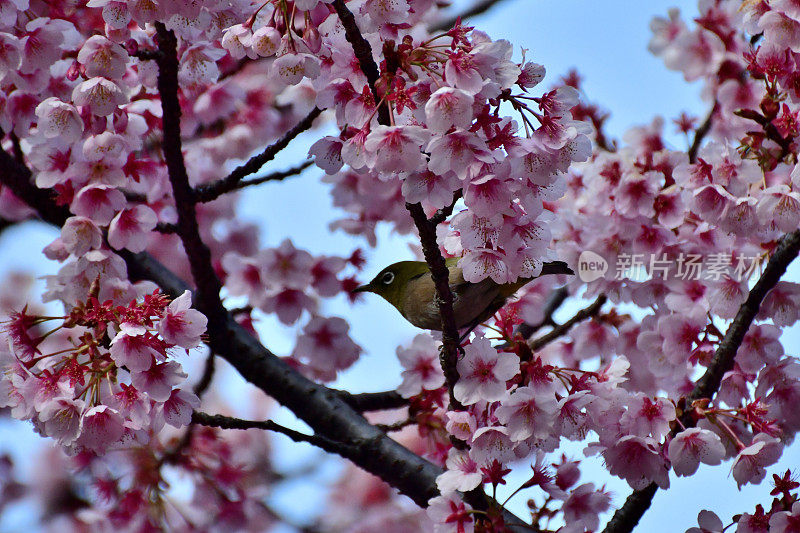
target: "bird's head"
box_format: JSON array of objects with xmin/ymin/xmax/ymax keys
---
[{"xmin": 352, "ymin": 261, "xmax": 430, "ymax": 313}]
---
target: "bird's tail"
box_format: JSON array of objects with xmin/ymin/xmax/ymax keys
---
[
  {"xmin": 499, "ymin": 260, "xmax": 573, "ymax": 297},
  {"xmin": 540, "ymin": 260, "xmax": 573, "ymax": 276}
]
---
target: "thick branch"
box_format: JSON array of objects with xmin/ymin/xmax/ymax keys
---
[
  {"xmin": 337, "ymin": 389, "xmax": 408, "ymax": 412},
  {"xmin": 406, "ymin": 202, "xmax": 463, "ymax": 410},
  {"xmin": 602, "ymin": 230, "xmax": 800, "ymax": 533},
  {"xmin": 193, "ymin": 109, "xmax": 322, "ymax": 203}
]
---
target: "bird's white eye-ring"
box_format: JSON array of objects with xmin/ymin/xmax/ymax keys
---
[{"xmin": 381, "ymin": 271, "xmax": 395, "ymax": 285}]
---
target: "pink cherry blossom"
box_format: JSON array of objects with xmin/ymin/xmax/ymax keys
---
[
  {"xmin": 158, "ymin": 290, "xmax": 208, "ymax": 349},
  {"xmin": 731, "ymin": 433, "xmax": 783, "ymax": 488},
  {"xmin": 364, "ymin": 125, "xmax": 431, "ymax": 177},
  {"xmin": 108, "ymin": 205, "xmax": 158, "ymax": 252},
  {"xmin": 71, "ymin": 77, "xmax": 127, "ymax": 116},
  {"xmin": 77, "ymin": 35, "xmax": 128, "ymax": 79},
  {"xmin": 495, "ymin": 385, "xmax": 558, "ymax": 442},
  {"xmin": 71, "ymin": 183, "xmax": 126, "ymax": 225},
  {"xmin": 396, "ymin": 334, "xmax": 445, "ymax": 398},
  {"xmin": 131, "ymin": 360, "xmax": 187, "ymax": 402},
  {"xmin": 668, "ymin": 428, "xmax": 726, "ymax": 476},
  {"xmin": 436, "ymin": 448, "xmax": 482, "ymax": 493},
  {"xmin": 602, "ymin": 435, "xmax": 670, "ymax": 489},
  {"xmin": 77, "ymin": 405, "xmax": 125, "ymax": 454},
  {"xmin": 109, "ymin": 323, "xmax": 160, "ymax": 373},
  {"xmin": 60, "ymin": 216, "xmax": 102, "ymax": 256},
  {"xmin": 424, "ymin": 87, "xmax": 474, "ymax": 133},
  {"xmin": 454, "ymin": 335, "xmax": 519, "ymax": 405},
  {"xmin": 426, "ymin": 493, "xmax": 474, "ymax": 533},
  {"xmin": 34, "ymin": 97, "xmax": 82, "ymax": 141},
  {"xmin": 161, "ymin": 388, "xmax": 200, "ymax": 428}
]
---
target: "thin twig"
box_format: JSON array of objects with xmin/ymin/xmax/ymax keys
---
[
  {"xmin": 9, "ymin": 132, "xmax": 23, "ymax": 164},
  {"xmin": 602, "ymin": 230, "xmax": 800, "ymax": 533},
  {"xmin": 193, "ymin": 110, "xmax": 322, "ymax": 203},
  {"xmin": 688, "ymin": 102, "xmax": 717, "ymax": 164},
  {"xmin": 196, "ymin": 160, "xmax": 314, "ymax": 203},
  {"xmin": 528, "ymin": 294, "xmax": 606, "ymax": 352},
  {"xmin": 430, "ymin": 0, "xmax": 510, "ymax": 33},
  {"xmin": 154, "ymin": 21, "xmax": 229, "ymax": 338},
  {"xmin": 407, "ymin": 202, "xmax": 463, "ymax": 411},
  {"xmin": 192, "ymin": 411, "xmax": 356, "ymax": 455},
  {"xmin": 376, "ymin": 418, "xmax": 416, "ymax": 433},
  {"xmin": 193, "ymin": 352, "xmax": 216, "ymax": 396},
  {"xmin": 516, "ymin": 286, "xmax": 569, "ymax": 340},
  {"xmin": 331, "ymin": 0, "xmax": 463, "ymax": 410}
]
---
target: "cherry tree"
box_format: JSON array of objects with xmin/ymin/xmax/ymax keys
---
[{"xmin": 0, "ymin": 0, "xmax": 799, "ymax": 531}]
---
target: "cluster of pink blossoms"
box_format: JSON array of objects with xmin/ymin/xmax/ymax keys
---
[{"xmin": 1, "ymin": 286, "xmax": 205, "ymax": 455}]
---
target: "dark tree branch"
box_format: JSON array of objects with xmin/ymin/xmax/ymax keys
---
[
  {"xmin": 193, "ymin": 352, "xmax": 216, "ymax": 396},
  {"xmin": 331, "ymin": 0, "xmax": 391, "ymax": 125},
  {"xmin": 192, "ymin": 412, "xmax": 357, "ymax": 455},
  {"xmin": 337, "ymin": 389, "xmax": 408, "ymax": 411},
  {"xmin": 8, "ymin": 132, "xmax": 23, "ymax": 164},
  {"xmin": 154, "ymin": 20, "xmax": 230, "ymax": 339},
  {"xmin": 602, "ymin": 230, "xmax": 800, "ymax": 533},
  {"xmin": 516, "ymin": 286, "xmax": 569, "ymax": 340},
  {"xmin": 331, "ymin": 0, "xmax": 463, "ymax": 411},
  {"xmin": 196, "ymin": 160, "xmax": 314, "ymax": 203},
  {"xmin": 407, "ymin": 202, "xmax": 463, "ymax": 411},
  {"xmin": 0, "ymin": 116, "xmax": 529, "ymax": 533},
  {"xmin": 688, "ymin": 102, "xmax": 717, "ymax": 164},
  {"xmin": 193, "ymin": 109, "xmax": 322, "ymax": 202},
  {"xmin": 529, "ymin": 294, "xmax": 607, "ymax": 352},
  {"xmin": 430, "ymin": 0, "xmax": 510, "ymax": 33},
  {"xmin": 155, "ymin": 222, "xmax": 178, "ymax": 234}
]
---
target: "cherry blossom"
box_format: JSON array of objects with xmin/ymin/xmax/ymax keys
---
[{"xmin": 453, "ymin": 335, "xmax": 518, "ymax": 405}]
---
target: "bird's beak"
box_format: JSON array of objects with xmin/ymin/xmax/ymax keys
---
[{"xmin": 352, "ymin": 284, "xmax": 371, "ymax": 293}]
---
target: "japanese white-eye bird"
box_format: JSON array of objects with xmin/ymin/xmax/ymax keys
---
[{"xmin": 353, "ymin": 257, "xmax": 573, "ymax": 331}]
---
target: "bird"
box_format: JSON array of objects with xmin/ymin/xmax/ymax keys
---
[{"xmin": 353, "ymin": 257, "xmax": 572, "ymax": 333}]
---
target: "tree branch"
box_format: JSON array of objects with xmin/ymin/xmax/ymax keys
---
[
  {"xmin": 528, "ymin": 294, "xmax": 607, "ymax": 352},
  {"xmin": 331, "ymin": 0, "xmax": 463, "ymax": 411},
  {"xmin": 193, "ymin": 110, "xmax": 322, "ymax": 203},
  {"xmin": 688, "ymin": 102, "xmax": 717, "ymax": 164},
  {"xmin": 192, "ymin": 411, "xmax": 357, "ymax": 455},
  {"xmin": 602, "ymin": 229, "xmax": 800, "ymax": 533},
  {"xmin": 337, "ymin": 389, "xmax": 408, "ymax": 412},
  {"xmin": 516, "ymin": 286, "xmax": 570, "ymax": 340},
  {"xmin": 406, "ymin": 202, "xmax": 464, "ymax": 410},
  {"xmin": 330, "ymin": 0, "xmax": 391, "ymax": 125},
  {"xmin": 430, "ymin": 0, "xmax": 510, "ymax": 33}
]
